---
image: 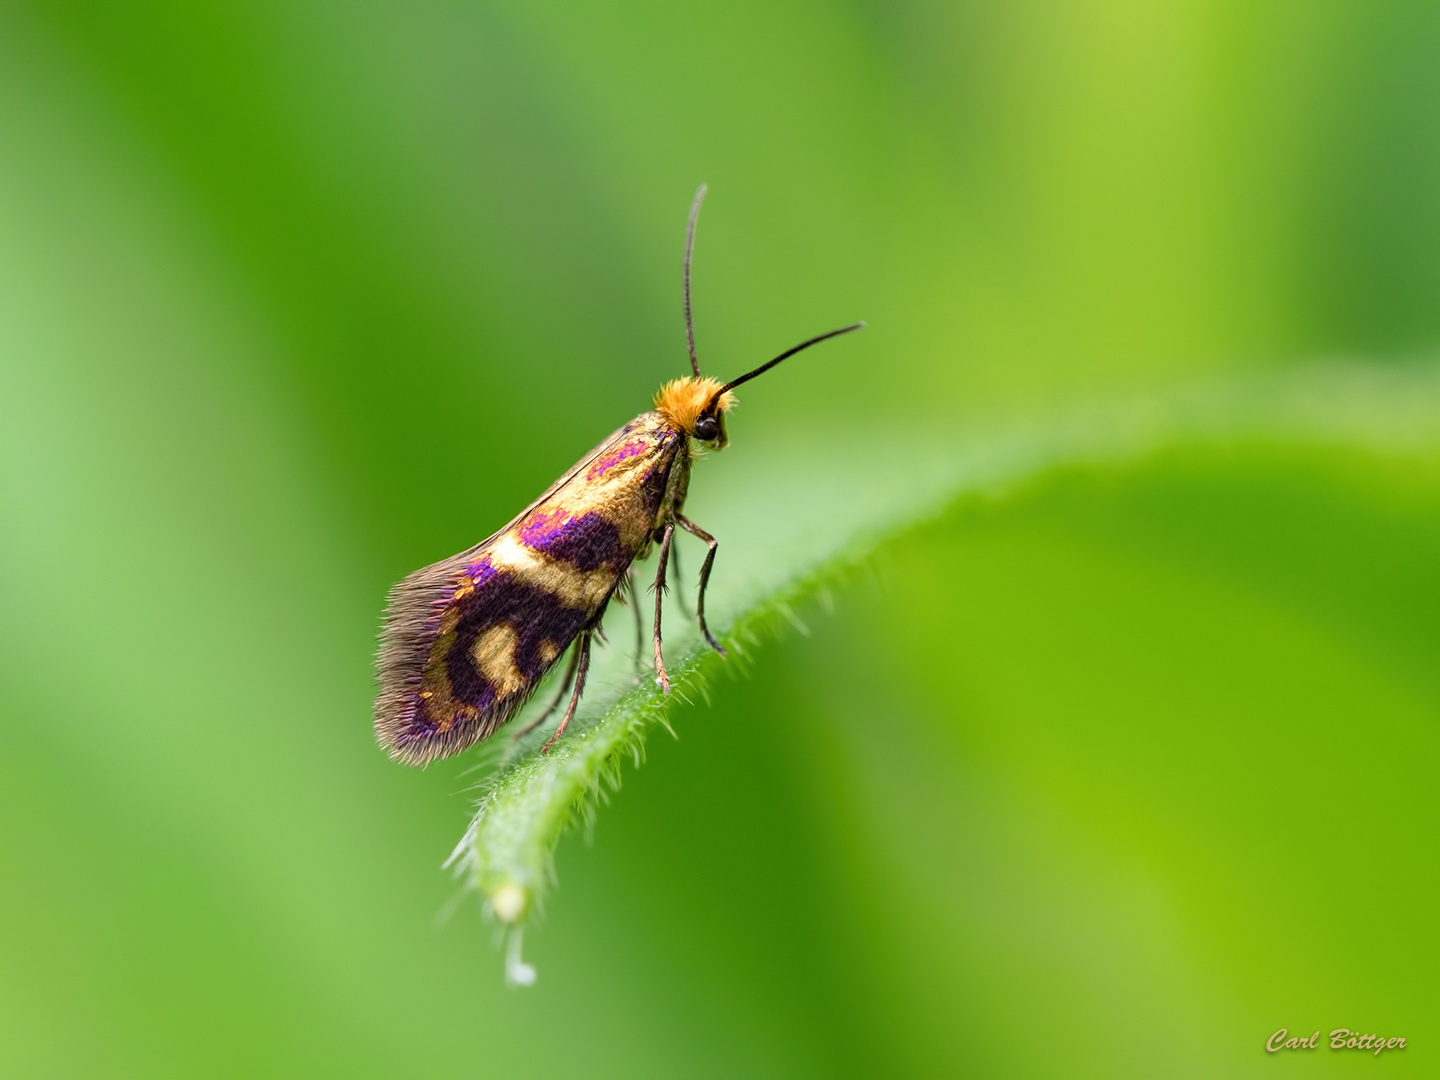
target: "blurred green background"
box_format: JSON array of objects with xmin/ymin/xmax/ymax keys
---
[{"xmin": 2, "ymin": 1, "xmax": 1437, "ymax": 1077}]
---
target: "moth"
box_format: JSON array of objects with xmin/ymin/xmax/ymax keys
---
[{"xmin": 375, "ymin": 186, "xmax": 862, "ymax": 764}]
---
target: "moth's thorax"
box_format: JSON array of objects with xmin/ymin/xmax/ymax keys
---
[{"xmin": 653, "ymin": 376, "xmax": 734, "ymax": 436}]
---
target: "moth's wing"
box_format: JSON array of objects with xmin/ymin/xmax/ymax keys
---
[
  {"xmin": 377, "ymin": 420, "xmax": 631, "ymax": 632},
  {"xmin": 375, "ymin": 420, "xmax": 669, "ymax": 765},
  {"xmin": 489, "ymin": 423, "xmax": 640, "ymax": 540},
  {"xmin": 447, "ymin": 422, "xmax": 637, "ymax": 569}
]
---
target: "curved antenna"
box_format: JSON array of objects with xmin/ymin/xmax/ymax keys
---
[
  {"xmin": 718, "ymin": 322, "xmax": 865, "ymax": 395},
  {"xmin": 683, "ymin": 184, "xmax": 707, "ymax": 377}
]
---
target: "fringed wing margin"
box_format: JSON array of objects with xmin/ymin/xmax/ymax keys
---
[
  {"xmin": 374, "ymin": 423, "xmax": 635, "ymax": 765},
  {"xmin": 374, "ymin": 546, "xmax": 511, "ymax": 765}
]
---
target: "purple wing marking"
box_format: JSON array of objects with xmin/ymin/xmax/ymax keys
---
[
  {"xmin": 586, "ymin": 438, "xmax": 649, "ymax": 480},
  {"xmin": 463, "ymin": 553, "xmax": 502, "ymax": 586},
  {"xmin": 519, "ymin": 509, "xmax": 629, "ymax": 571}
]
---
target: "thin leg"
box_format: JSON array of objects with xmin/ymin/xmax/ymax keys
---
[
  {"xmin": 627, "ymin": 566, "xmax": 644, "ymax": 671},
  {"xmin": 513, "ymin": 642, "xmax": 581, "ymax": 740},
  {"xmin": 541, "ymin": 631, "xmax": 592, "ymax": 754},
  {"xmin": 669, "ymin": 533, "xmax": 686, "ymax": 612},
  {"xmin": 676, "ymin": 513, "xmax": 725, "ymax": 655},
  {"xmin": 651, "ymin": 522, "xmax": 675, "ymax": 693}
]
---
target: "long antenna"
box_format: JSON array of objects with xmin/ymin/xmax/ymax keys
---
[
  {"xmin": 683, "ymin": 184, "xmax": 707, "ymax": 377},
  {"xmin": 718, "ymin": 322, "xmax": 865, "ymax": 395}
]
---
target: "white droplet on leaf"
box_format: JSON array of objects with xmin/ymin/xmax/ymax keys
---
[{"xmin": 491, "ymin": 881, "xmax": 527, "ymax": 923}]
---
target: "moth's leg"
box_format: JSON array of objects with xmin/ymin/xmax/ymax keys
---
[
  {"xmin": 541, "ymin": 630, "xmax": 592, "ymax": 754},
  {"xmin": 669, "ymin": 531, "xmax": 686, "ymax": 611},
  {"xmin": 676, "ymin": 513, "xmax": 726, "ymax": 656},
  {"xmin": 651, "ymin": 521, "xmax": 675, "ymax": 693},
  {"xmin": 626, "ymin": 566, "xmax": 644, "ymax": 674},
  {"xmin": 512, "ymin": 641, "xmax": 581, "ymax": 740}
]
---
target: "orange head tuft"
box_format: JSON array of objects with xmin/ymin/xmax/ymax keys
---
[{"xmin": 654, "ymin": 376, "xmax": 735, "ymax": 444}]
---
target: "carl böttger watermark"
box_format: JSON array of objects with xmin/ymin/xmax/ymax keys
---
[{"xmin": 1267, "ymin": 1029, "xmax": 1406, "ymax": 1056}]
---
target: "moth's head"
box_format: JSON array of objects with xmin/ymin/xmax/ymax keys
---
[
  {"xmin": 654, "ymin": 375, "xmax": 735, "ymax": 449},
  {"xmin": 656, "ymin": 184, "xmax": 865, "ymax": 454}
]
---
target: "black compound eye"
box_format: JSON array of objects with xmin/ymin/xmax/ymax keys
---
[{"xmin": 694, "ymin": 415, "xmax": 720, "ymax": 441}]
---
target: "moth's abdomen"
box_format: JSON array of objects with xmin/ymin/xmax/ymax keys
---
[{"xmin": 374, "ymin": 419, "xmax": 684, "ymax": 765}]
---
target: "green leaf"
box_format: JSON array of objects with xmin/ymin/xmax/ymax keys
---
[{"xmin": 442, "ymin": 362, "xmax": 1440, "ymax": 982}]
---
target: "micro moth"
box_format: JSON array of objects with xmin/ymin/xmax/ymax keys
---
[{"xmin": 375, "ymin": 186, "xmax": 863, "ymax": 763}]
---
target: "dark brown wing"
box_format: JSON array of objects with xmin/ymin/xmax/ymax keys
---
[{"xmin": 374, "ymin": 414, "xmax": 684, "ymax": 764}]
